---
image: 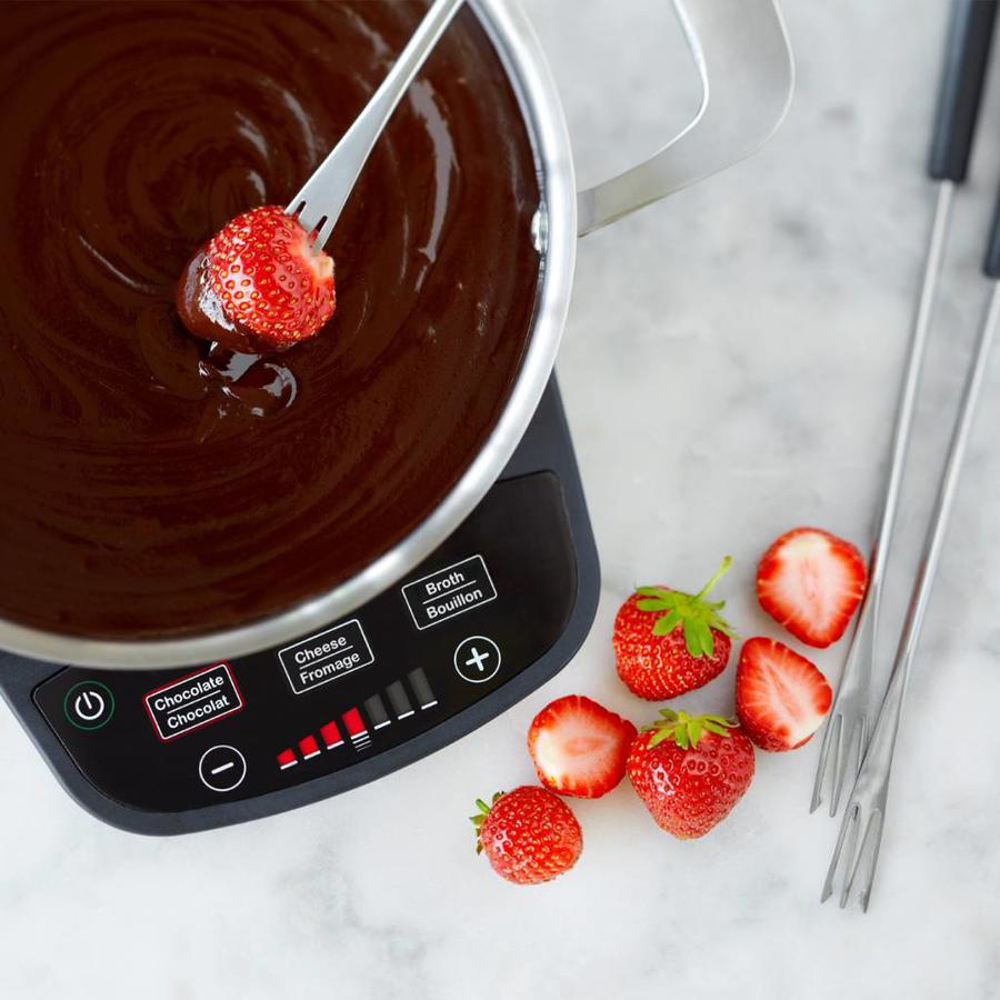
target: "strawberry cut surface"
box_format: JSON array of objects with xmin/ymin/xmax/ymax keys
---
[
  {"xmin": 527, "ymin": 695, "xmax": 637, "ymax": 799},
  {"xmin": 756, "ymin": 527, "xmax": 867, "ymax": 648},
  {"xmin": 735, "ymin": 637, "xmax": 832, "ymax": 751}
]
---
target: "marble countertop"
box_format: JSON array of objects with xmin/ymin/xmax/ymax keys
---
[{"xmin": 3, "ymin": 1, "xmax": 1000, "ymax": 996}]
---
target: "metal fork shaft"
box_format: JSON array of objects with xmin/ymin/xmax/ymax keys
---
[
  {"xmin": 286, "ymin": 0, "xmax": 466, "ymax": 249},
  {"xmin": 870, "ymin": 182, "xmax": 956, "ymax": 601},
  {"xmin": 825, "ymin": 280, "xmax": 1000, "ymax": 910},
  {"xmin": 810, "ymin": 181, "xmax": 954, "ymax": 815},
  {"xmin": 881, "ymin": 279, "xmax": 1000, "ymax": 735}
]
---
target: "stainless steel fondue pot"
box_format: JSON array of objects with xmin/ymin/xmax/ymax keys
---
[{"xmin": 0, "ymin": 0, "xmax": 793, "ymax": 669}]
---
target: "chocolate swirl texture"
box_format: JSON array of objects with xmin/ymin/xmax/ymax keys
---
[{"xmin": 0, "ymin": 1, "xmax": 541, "ymax": 637}]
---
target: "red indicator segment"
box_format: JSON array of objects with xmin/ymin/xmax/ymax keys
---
[
  {"xmin": 342, "ymin": 707, "xmax": 367, "ymax": 738},
  {"xmin": 320, "ymin": 720, "xmax": 344, "ymax": 749},
  {"xmin": 342, "ymin": 706, "xmax": 371, "ymax": 751},
  {"xmin": 277, "ymin": 748, "xmax": 297, "ymax": 770},
  {"xmin": 298, "ymin": 734, "xmax": 321, "ymax": 760}
]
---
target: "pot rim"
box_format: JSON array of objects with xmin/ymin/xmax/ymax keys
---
[{"xmin": 0, "ymin": 0, "xmax": 577, "ymax": 669}]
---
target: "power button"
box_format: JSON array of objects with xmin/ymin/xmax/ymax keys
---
[{"xmin": 63, "ymin": 681, "xmax": 115, "ymax": 731}]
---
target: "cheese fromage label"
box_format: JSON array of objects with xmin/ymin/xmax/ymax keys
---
[{"xmin": 278, "ymin": 620, "xmax": 375, "ymax": 695}]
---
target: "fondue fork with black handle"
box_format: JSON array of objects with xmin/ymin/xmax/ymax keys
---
[{"xmin": 810, "ymin": 0, "xmax": 997, "ymax": 818}]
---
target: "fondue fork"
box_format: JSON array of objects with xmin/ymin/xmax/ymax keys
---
[
  {"xmin": 286, "ymin": 0, "xmax": 465, "ymax": 250},
  {"xmin": 821, "ymin": 1, "xmax": 1000, "ymax": 910},
  {"xmin": 823, "ymin": 221, "xmax": 1000, "ymax": 911},
  {"xmin": 809, "ymin": 0, "xmax": 996, "ymax": 818}
]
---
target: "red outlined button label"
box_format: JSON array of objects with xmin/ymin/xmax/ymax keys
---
[{"xmin": 144, "ymin": 663, "xmax": 244, "ymax": 742}]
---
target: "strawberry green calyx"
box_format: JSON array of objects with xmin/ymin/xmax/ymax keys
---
[
  {"xmin": 470, "ymin": 791, "xmax": 504, "ymax": 854},
  {"xmin": 635, "ymin": 557, "xmax": 738, "ymax": 658},
  {"xmin": 644, "ymin": 708, "xmax": 738, "ymax": 750}
]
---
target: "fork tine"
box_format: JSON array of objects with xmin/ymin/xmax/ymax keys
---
[
  {"xmin": 837, "ymin": 805, "xmax": 863, "ymax": 908},
  {"xmin": 827, "ymin": 714, "xmax": 846, "ymax": 817},
  {"xmin": 290, "ymin": 200, "xmax": 324, "ymax": 240},
  {"xmin": 839, "ymin": 808, "xmax": 868, "ymax": 908},
  {"xmin": 859, "ymin": 812, "xmax": 885, "ymax": 912},
  {"xmin": 286, "ymin": 200, "xmax": 338, "ymax": 254},
  {"xmin": 820, "ymin": 800, "xmax": 858, "ymax": 903},
  {"xmin": 810, "ymin": 712, "xmax": 840, "ymax": 814},
  {"xmin": 830, "ymin": 717, "xmax": 863, "ymax": 817},
  {"xmin": 313, "ymin": 215, "xmax": 336, "ymax": 251},
  {"xmin": 842, "ymin": 809, "xmax": 883, "ymax": 910}
]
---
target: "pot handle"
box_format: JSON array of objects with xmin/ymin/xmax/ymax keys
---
[{"xmin": 576, "ymin": 0, "xmax": 794, "ymax": 237}]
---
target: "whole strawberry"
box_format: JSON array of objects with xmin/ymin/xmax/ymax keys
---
[
  {"xmin": 627, "ymin": 709, "xmax": 755, "ymax": 839},
  {"xmin": 613, "ymin": 558, "xmax": 737, "ymax": 699},
  {"xmin": 471, "ymin": 786, "xmax": 582, "ymax": 885}
]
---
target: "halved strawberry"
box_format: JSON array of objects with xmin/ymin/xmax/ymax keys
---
[
  {"xmin": 177, "ymin": 205, "xmax": 336, "ymax": 353},
  {"xmin": 756, "ymin": 527, "xmax": 867, "ymax": 648},
  {"xmin": 527, "ymin": 695, "xmax": 637, "ymax": 798},
  {"xmin": 735, "ymin": 637, "xmax": 832, "ymax": 751}
]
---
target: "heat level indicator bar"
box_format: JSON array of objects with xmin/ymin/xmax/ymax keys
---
[
  {"xmin": 298, "ymin": 735, "xmax": 321, "ymax": 760},
  {"xmin": 386, "ymin": 681, "xmax": 414, "ymax": 720},
  {"xmin": 320, "ymin": 720, "xmax": 344, "ymax": 749},
  {"xmin": 342, "ymin": 707, "xmax": 371, "ymax": 751},
  {"xmin": 364, "ymin": 694, "xmax": 391, "ymax": 730},
  {"xmin": 407, "ymin": 668, "xmax": 437, "ymax": 710},
  {"xmin": 274, "ymin": 672, "xmax": 441, "ymax": 772}
]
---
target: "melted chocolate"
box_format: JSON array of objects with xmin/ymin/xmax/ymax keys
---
[
  {"xmin": 0, "ymin": 1, "xmax": 541, "ymax": 638},
  {"xmin": 175, "ymin": 249, "xmax": 256, "ymax": 353}
]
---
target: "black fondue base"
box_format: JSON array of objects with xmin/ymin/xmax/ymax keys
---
[{"xmin": 0, "ymin": 378, "xmax": 600, "ymax": 835}]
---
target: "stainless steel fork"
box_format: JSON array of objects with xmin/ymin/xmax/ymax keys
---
[
  {"xmin": 810, "ymin": 0, "xmax": 995, "ymax": 818},
  {"xmin": 820, "ymin": 0, "xmax": 999, "ymax": 911},
  {"xmin": 810, "ymin": 182, "xmax": 953, "ymax": 817},
  {"xmin": 823, "ymin": 278, "xmax": 1000, "ymax": 910},
  {"xmin": 286, "ymin": 0, "xmax": 466, "ymax": 251}
]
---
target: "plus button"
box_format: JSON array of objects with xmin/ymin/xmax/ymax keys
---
[
  {"xmin": 454, "ymin": 636, "xmax": 502, "ymax": 684},
  {"xmin": 464, "ymin": 646, "xmax": 491, "ymax": 673}
]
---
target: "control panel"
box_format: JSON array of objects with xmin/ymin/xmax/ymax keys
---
[
  {"xmin": 0, "ymin": 380, "xmax": 600, "ymax": 834},
  {"xmin": 32, "ymin": 473, "xmax": 575, "ymax": 812}
]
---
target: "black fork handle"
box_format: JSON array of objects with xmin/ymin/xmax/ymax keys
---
[{"xmin": 928, "ymin": 0, "xmax": 997, "ymax": 184}]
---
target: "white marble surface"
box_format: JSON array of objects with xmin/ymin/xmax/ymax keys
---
[{"xmin": 3, "ymin": 1, "xmax": 1000, "ymax": 996}]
